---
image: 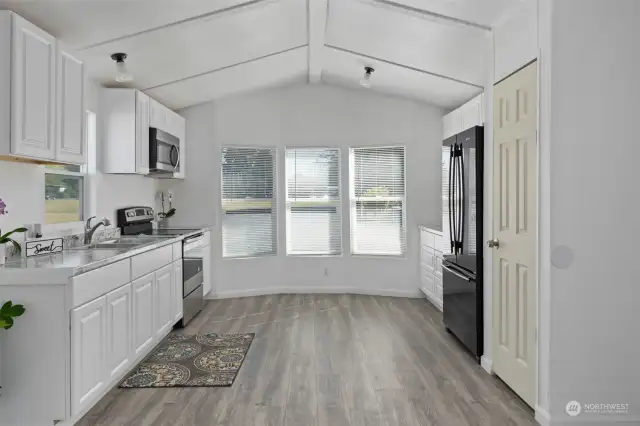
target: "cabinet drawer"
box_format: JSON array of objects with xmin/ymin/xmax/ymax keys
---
[
  {"xmin": 131, "ymin": 245, "xmax": 173, "ymax": 280},
  {"xmin": 172, "ymin": 242, "xmax": 182, "ymax": 260},
  {"xmin": 420, "ymin": 229, "xmax": 434, "ymax": 248},
  {"xmin": 434, "ymin": 255, "xmax": 443, "ymax": 279},
  {"xmin": 421, "ymin": 246, "xmax": 436, "ymax": 274},
  {"xmin": 71, "ymin": 259, "xmax": 131, "ymax": 308},
  {"xmin": 433, "ymin": 234, "xmax": 444, "ymax": 252}
]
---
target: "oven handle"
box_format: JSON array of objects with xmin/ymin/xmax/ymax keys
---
[{"xmin": 443, "ymin": 264, "xmax": 472, "ymax": 282}]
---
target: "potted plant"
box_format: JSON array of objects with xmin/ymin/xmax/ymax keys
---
[{"xmin": 0, "ymin": 197, "xmax": 27, "ymax": 265}]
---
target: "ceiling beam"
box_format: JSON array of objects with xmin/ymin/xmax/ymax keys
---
[
  {"xmin": 78, "ymin": 0, "xmax": 269, "ymax": 51},
  {"xmin": 308, "ymin": 0, "xmax": 329, "ymax": 84},
  {"xmin": 143, "ymin": 44, "xmax": 307, "ymax": 91},
  {"xmin": 325, "ymin": 44, "xmax": 484, "ymax": 89},
  {"xmin": 368, "ymin": 0, "xmax": 491, "ymax": 32}
]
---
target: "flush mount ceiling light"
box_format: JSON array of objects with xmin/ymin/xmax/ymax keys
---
[
  {"xmin": 360, "ymin": 66, "xmax": 375, "ymax": 88},
  {"xmin": 111, "ymin": 53, "xmax": 133, "ymax": 82}
]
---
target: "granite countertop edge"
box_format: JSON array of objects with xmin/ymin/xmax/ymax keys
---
[{"xmin": 0, "ymin": 226, "xmax": 212, "ymax": 279}]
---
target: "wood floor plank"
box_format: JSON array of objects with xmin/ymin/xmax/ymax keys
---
[{"xmin": 78, "ymin": 295, "xmax": 536, "ymax": 426}]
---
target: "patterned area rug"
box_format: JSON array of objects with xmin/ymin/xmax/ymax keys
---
[{"xmin": 119, "ymin": 332, "xmax": 254, "ymax": 388}]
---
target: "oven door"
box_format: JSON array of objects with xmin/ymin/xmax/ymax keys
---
[
  {"xmin": 149, "ymin": 127, "xmax": 180, "ymax": 173},
  {"xmin": 183, "ymin": 233, "xmax": 204, "ymax": 296}
]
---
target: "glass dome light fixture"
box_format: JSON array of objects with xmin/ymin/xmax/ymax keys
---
[
  {"xmin": 111, "ymin": 53, "xmax": 133, "ymax": 83},
  {"xmin": 360, "ymin": 66, "xmax": 375, "ymax": 88}
]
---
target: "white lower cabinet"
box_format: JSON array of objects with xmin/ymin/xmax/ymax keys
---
[
  {"xmin": 132, "ymin": 272, "xmax": 155, "ymax": 357},
  {"xmin": 173, "ymin": 260, "xmax": 184, "ymax": 322},
  {"xmin": 155, "ymin": 263, "xmax": 174, "ymax": 338},
  {"xmin": 106, "ymin": 283, "xmax": 132, "ymax": 381},
  {"xmin": 420, "ymin": 228, "xmax": 444, "ymax": 311},
  {"xmin": 71, "ymin": 296, "xmax": 107, "ymax": 416}
]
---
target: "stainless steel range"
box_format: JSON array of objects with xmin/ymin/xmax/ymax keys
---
[{"xmin": 116, "ymin": 206, "xmax": 204, "ymax": 326}]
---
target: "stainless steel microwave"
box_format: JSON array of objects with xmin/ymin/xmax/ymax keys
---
[{"xmin": 149, "ymin": 127, "xmax": 180, "ymax": 175}]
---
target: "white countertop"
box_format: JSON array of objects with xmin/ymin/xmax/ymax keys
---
[
  {"xmin": 418, "ymin": 224, "xmax": 443, "ymax": 235},
  {"xmin": 0, "ymin": 226, "xmax": 211, "ymax": 284}
]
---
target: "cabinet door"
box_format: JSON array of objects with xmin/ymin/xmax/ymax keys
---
[
  {"xmin": 71, "ymin": 296, "xmax": 107, "ymax": 416},
  {"xmin": 132, "ymin": 272, "xmax": 155, "ymax": 357},
  {"xmin": 135, "ymin": 91, "xmax": 150, "ymax": 175},
  {"xmin": 155, "ymin": 263, "xmax": 174, "ymax": 338},
  {"xmin": 434, "ymin": 252, "xmax": 443, "ymax": 280},
  {"xmin": 421, "ymin": 246, "xmax": 435, "ymax": 275},
  {"xmin": 421, "ymin": 266, "xmax": 435, "ymax": 296},
  {"xmin": 56, "ymin": 44, "xmax": 86, "ymax": 164},
  {"xmin": 10, "ymin": 14, "xmax": 56, "ymax": 160},
  {"xmin": 173, "ymin": 260, "xmax": 184, "ymax": 322},
  {"xmin": 202, "ymin": 245, "xmax": 211, "ymax": 296},
  {"xmin": 174, "ymin": 114, "xmax": 186, "ymax": 179},
  {"xmin": 106, "ymin": 283, "xmax": 132, "ymax": 381}
]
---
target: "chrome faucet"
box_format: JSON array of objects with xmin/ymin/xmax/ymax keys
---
[{"xmin": 84, "ymin": 216, "xmax": 111, "ymax": 244}]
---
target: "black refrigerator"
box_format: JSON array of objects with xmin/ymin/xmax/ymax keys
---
[{"xmin": 442, "ymin": 126, "xmax": 484, "ymax": 361}]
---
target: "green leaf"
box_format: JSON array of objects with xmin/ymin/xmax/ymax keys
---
[
  {"xmin": 0, "ymin": 227, "xmax": 27, "ymax": 241},
  {"xmin": 0, "ymin": 300, "xmax": 12, "ymax": 313},
  {"xmin": 0, "ymin": 319, "xmax": 7, "ymax": 329},
  {"xmin": 1, "ymin": 317, "xmax": 14, "ymax": 329},
  {"xmin": 8, "ymin": 304, "xmax": 25, "ymax": 317}
]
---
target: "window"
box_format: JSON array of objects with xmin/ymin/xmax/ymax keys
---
[
  {"xmin": 45, "ymin": 164, "xmax": 84, "ymax": 224},
  {"xmin": 221, "ymin": 147, "xmax": 277, "ymax": 258},
  {"xmin": 286, "ymin": 148, "xmax": 341, "ymax": 255},
  {"xmin": 350, "ymin": 146, "xmax": 406, "ymax": 255}
]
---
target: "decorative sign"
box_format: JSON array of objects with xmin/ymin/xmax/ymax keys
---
[{"xmin": 25, "ymin": 237, "xmax": 63, "ymax": 258}]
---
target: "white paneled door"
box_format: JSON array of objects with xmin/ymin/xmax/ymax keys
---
[
  {"xmin": 491, "ymin": 61, "xmax": 538, "ymax": 407},
  {"xmin": 71, "ymin": 296, "xmax": 107, "ymax": 416},
  {"xmin": 132, "ymin": 272, "xmax": 155, "ymax": 357},
  {"xmin": 155, "ymin": 264, "xmax": 174, "ymax": 338},
  {"xmin": 56, "ymin": 44, "xmax": 86, "ymax": 164},
  {"xmin": 105, "ymin": 283, "xmax": 132, "ymax": 381},
  {"xmin": 10, "ymin": 14, "xmax": 56, "ymax": 160}
]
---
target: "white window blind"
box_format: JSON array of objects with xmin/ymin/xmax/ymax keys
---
[
  {"xmin": 221, "ymin": 147, "xmax": 277, "ymax": 258},
  {"xmin": 286, "ymin": 148, "xmax": 341, "ymax": 255},
  {"xmin": 350, "ymin": 146, "xmax": 406, "ymax": 255}
]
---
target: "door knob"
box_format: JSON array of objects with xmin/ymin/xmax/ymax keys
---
[{"xmin": 487, "ymin": 239, "xmax": 500, "ymax": 248}]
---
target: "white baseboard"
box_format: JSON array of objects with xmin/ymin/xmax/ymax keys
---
[
  {"xmin": 534, "ymin": 405, "xmax": 551, "ymax": 426},
  {"xmin": 480, "ymin": 356, "xmax": 493, "ymax": 374},
  {"xmin": 211, "ymin": 286, "xmax": 424, "ymax": 299}
]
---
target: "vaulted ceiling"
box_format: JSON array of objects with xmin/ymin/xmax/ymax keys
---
[{"xmin": 0, "ymin": 0, "xmax": 522, "ymax": 110}]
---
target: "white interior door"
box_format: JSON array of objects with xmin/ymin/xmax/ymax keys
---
[{"xmin": 491, "ymin": 61, "xmax": 538, "ymax": 407}]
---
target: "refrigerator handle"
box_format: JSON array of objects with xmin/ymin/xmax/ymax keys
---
[
  {"xmin": 443, "ymin": 264, "xmax": 472, "ymax": 282},
  {"xmin": 460, "ymin": 145, "xmax": 466, "ymax": 254},
  {"xmin": 448, "ymin": 145, "xmax": 454, "ymax": 252}
]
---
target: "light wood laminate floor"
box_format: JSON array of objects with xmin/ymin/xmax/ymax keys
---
[{"xmin": 78, "ymin": 295, "xmax": 535, "ymax": 426}]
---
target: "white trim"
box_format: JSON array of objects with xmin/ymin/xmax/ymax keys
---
[
  {"xmin": 210, "ymin": 286, "xmax": 423, "ymax": 300},
  {"xmin": 534, "ymin": 405, "xmax": 550, "ymax": 426},
  {"xmin": 480, "ymin": 356, "xmax": 493, "ymax": 374}
]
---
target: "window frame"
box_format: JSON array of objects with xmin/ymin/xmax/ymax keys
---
[
  {"xmin": 285, "ymin": 146, "xmax": 343, "ymax": 257},
  {"xmin": 220, "ymin": 145, "xmax": 278, "ymax": 259},
  {"xmin": 349, "ymin": 145, "xmax": 408, "ymax": 258}
]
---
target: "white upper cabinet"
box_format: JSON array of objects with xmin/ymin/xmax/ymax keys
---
[
  {"xmin": 0, "ymin": 12, "xmax": 86, "ymax": 165},
  {"xmin": 443, "ymin": 93, "xmax": 484, "ymax": 139},
  {"xmin": 56, "ymin": 43, "xmax": 86, "ymax": 164},
  {"xmin": 9, "ymin": 13, "xmax": 57, "ymax": 160},
  {"xmin": 102, "ymin": 89, "xmax": 149, "ymax": 175},
  {"xmin": 103, "ymin": 89, "xmax": 185, "ymax": 178},
  {"xmin": 135, "ymin": 91, "xmax": 150, "ymax": 174}
]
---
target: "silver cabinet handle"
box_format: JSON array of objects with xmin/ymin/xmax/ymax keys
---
[
  {"xmin": 487, "ymin": 239, "xmax": 500, "ymax": 248},
  {"xmin": 442, "ymin": 265, "xmax": 471, "ymax": 281}
]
